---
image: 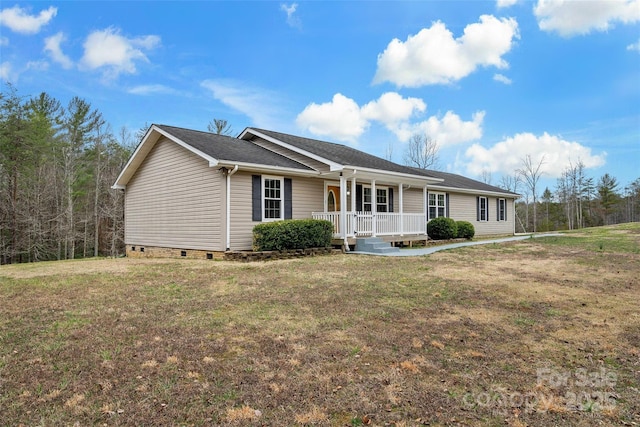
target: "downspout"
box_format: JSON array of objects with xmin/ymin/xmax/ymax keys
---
[
  {"xmin": 226, "ymin": 165, "xmax": 239, "ymax": 251},
  {"xmin": 340, "ymin": 173, "xmax": 349, "ymax": 251}
]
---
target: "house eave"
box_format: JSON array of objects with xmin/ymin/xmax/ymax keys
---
[
  {"xmin": 217, "ymin": 161, "xmax": 319, "ymax": 177},
  {"xmin": 428, "ymin": 184, "xmax": 520, "ymax": 198}
]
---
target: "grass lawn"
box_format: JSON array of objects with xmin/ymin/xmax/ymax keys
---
[{"xmin": 1, "ymin": 224, "xmax": 639, "ymax": 426}]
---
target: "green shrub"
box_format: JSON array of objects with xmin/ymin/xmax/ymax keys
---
[
  {"xmin": 456, "ymin": 221, "xmax": 475, "ymax": 239},
  {"xmin": 252, "ymin": 219, "xmax": 334, "ymax": 251},
  {"xmin": 427, "ymin": 217, "xmax": 458, "ymax": 240}
]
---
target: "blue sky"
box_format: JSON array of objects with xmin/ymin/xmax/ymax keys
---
[{"xmin": 1, "ymin": 1, "xmax": 639, "ymax": 192}]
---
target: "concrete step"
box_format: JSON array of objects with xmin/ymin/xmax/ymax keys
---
[{"xmin": 355, "ymin": 237, "xmax": 400, "ymax": 254}]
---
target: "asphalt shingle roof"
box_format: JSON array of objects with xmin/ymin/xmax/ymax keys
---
[
  {"xmin": 249, "ymin": 128, "xmax": 419, "ymax": 175},
  {"xmin": 412, "ymin": 168, "xmax": 520, "ymax": 196},
  {"xmin": 156, "ymin": 125, "xmax": 313, "ymax": 171}
]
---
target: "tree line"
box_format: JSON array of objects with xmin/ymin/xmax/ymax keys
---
[{"xmin": 0, "ymin": 85, "xmax": 140, "ymax": 264}]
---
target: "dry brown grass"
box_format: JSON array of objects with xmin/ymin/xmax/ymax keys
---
[{"xmin": 0, "ymin": 224, "xmax": 638, "ymax": 426}]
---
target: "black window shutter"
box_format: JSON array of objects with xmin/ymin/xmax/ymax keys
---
[
  {"xmin": 505, "ymin": 200, "xmax": 508, "ymax": 221},
  {"xmin": 356, "ymin": 185, "xmax": 363, "ymax": 211},
  {"xmin": 446, "ymin": 193, "xmax": 450, "ymax": 218},
  {"xmin": 284, "ymin": 178, "xmax": 292, "ymax": 219},
  {"xmin": 388, "ymin": 188, "xmax": 394, "ymax": 212},
  {"xmin": 252, "ymin": 175, "xmax": 262, "ymax": 221},
  {"xmin": 497, "ymin": 198, "xmax": 500, "ymax": 221},
  {"xmin": 476, "ymin": 196, "xmax": 480, "ymax": 221}
]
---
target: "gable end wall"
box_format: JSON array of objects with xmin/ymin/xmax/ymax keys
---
[{"xmin": 125, "ymin": 137, "xmax": 224, "ymax": 251}]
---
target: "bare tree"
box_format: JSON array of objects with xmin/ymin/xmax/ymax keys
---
[
  {"xmin": 207, "ymin": 118, "xmax": 233, "ymax": 136},
  {"xmin": 384, "ymin": 142, "xmax": 394, "ymax": 162},
  {"xmin": 403, "ymin": 133, "xmax": 439, "ymax": 170},
  {"xmin": 480, "ymin": 169, "xmax": 492, "ymax": 185},
  {"xmin": 517, "ymin": 155, "xmax": 545, "ymax": 233},
  {"xmin": 499, "ymin": 174, "xmax": 520, "ymax": 193}
]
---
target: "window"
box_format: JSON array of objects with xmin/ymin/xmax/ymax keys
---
[
  {"xmin": 498, "ymin": 198, "xmax": 506, "ymax": 221},
  {"xmin": 478, "ymin": 196, "xmax": 488, "ymax": 221},
  {"xmin": 263, "ymin": 176, "xmax": 283, "ymax": 220},
  {"xmin": 362, "ymin": 186, "xmax": 388, "ymax": 212},
  {"xmin": 428, "ymin": 192, "xmax": 446, "ymax": 219}
]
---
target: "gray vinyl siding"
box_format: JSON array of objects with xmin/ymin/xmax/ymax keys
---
[
  {"xmin": 403, "ymin": 187, "xmax": 425, "ymax": 213},
  {"xmin": 228, "ymin": 172, "xmax": 325, "ymax": 250},
  {"xmin": 251, "ymin": 137, "xmax": 331, "ymax": 172},
  {"xmin": 125, "ymin": 137, "xmax": 223, "ymax": 250},
  {"xmin": 446, "ymin": 192, "xmax": 514, "ymax": 236}
]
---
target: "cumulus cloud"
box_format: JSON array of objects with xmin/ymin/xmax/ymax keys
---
[
  {"xmin": 627, "ymin": 38, "xmax": 640, "ymax": 52},
  {"xmin": 464, "ymin": 132, "xmax": 606, "ymax": 178},
  {"xmin": 44, "ymin": 32, "xmax": 73, "ymax": 69},
  {"xmin": 296, "ymin": 92, "xmax": 483, "ymax": 146},
  {"xmin": 373, "ymin": 15, "xmax": 519, "ymax": 87},
  {"xmin": 493, "ymin": 73, "xmax": 512, "ymax": 84},
  {"xmin": 80, "ymin": 27, "xmax": 160, "ymax": 78},
  {"xmin": 296, "ymin": 93, "xmax": 368, "ymax": 142},
  {"xmin": 0, "ymin": 5, "xmax": 56, "ymax": 34},
  {"xmin": 534, "ymin": 0, "xmax": 640, "ymax": 37},
  {"xmin": 201, "ymin": 79, "xmax": 285, "ymax": 128},
  {"xmin": 281, "ymin": 3, "xmax": 301, "ymax": 29},
  {"xmin": 497, "ymin": 0, "xmax": 519, "ymax": 8}
]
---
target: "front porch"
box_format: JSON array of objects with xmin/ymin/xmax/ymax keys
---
[{"xmin": 312, "ymin": 211, "xmax": 428, "ymax": 239}]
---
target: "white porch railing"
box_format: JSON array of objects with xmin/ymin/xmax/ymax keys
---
[{"xmin": 312, "ymin": 211, "xmax": 426, "ymax": 237}]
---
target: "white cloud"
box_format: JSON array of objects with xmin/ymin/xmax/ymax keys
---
[
  {"xmin": 128, "ymin": 84, "xmax": 180, "ymax": 96},
  {"xmin": 0, "ymin": 5, "xmax": 56, "ymax": 34},
  {"xmin": 534, "ymin": 0, "xmax": 640, "ymax": 37},
  {"xmin": 464, "ymin": 132, "xmax": 606, "ymax": 178},
  {"xmin": 373, "ymin": 15, "xmax": 519, "ymax": 87},
  {"xmin": 281, "ymin": 3, "xmax": 301, "ymax": 29},
  {"xmin": 497, "ymin": 0, "xmax": 519, "ymax": 8},
  {"xmin": 26, "ymin": 60, "xmax": 49, "ymax": 71},
  {"xmin": 0, "ymin": 36, "xmax": 8, "ymax": 46},
  {"xmin": 201, "ymin": 79, "xmax": 285, "ymax": 128},
  {"xmin": 493, "ymin": 73, "xmax": 512, "ymax": 84},
  {"xmin": 296, "ymin": 92, "xmax": 483, "ymax": 146},
  {"xmin": 296, "ymin": 93, "xmax": 368, "ymax": 142},
  {"xmin": 627, "ymin": 38, "xmax": 640, "ymax": 52},
  {"xmin": 44, "ymin": 32, "xmax": 73, "ymax": 69},
  {"xmin": 80, "ymin": 27, "xmax": 160, "ymax": 78},
  {"xmin": 400, "ymin": 111, "xmax": 485, "ymax": 146},
  {"xmin": 0, "ymin": 62, "xmax": 12, "ymax": 81}
]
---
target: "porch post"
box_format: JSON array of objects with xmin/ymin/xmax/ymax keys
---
[
  {"xmin": 399, "ymin": 184, "xmax": 404, "ymax": 236},
  {"xmin": 340, "ymin": 174, "xmax": 349, "ymax": 250},
  {"xmin": 371, "ymin": 179, "xmax": 377, "ymax": 237},
  {"xmin": 423, "ymin": 185, "xmax": 428, "ymax": 235},
  {"xmin": 351, "ymin": 176, "xmax": 357, "ymax": 236}
]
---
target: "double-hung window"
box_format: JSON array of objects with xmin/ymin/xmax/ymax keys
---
[
  {"xmin": 362, "ymin": 186, "xmax": 388, "ymax": 212},
  {"xmin": 478, "ymin": 196, "xmax": 488, "ymax": 221},
  {"xmin": 428, "ymin": 192, "xmax": 446, "ymax": 219},
  {"xmin": 263, "ymin": 176, "xmax": 283, "ymax": 220},
  {"xmin": 498, "ymin": 198, "xmax": 506, "ymax": 221}
]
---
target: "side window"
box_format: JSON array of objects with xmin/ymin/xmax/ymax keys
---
[
  {"xmin": 498, "ymin": 198, "xmax": 506, "ymax": 221},
  {"xmin": 478, "ymin": 196, "xmax": 488, "ymax": 221},
  {"xmin": 263, "ymin": 176, "xmax": 283, "ymax": 221},
  {"xmin": 429, "ymin": 192, "xmax": 446, "ymax": 219}
]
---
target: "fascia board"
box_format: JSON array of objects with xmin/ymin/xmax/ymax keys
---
[
  {"xmin": 428, "ymin": 185, "xmax": 520, "ymax": 198},
  {"xmin": 342, "ymin": 165, "xmax": 445, "ymax": 185},
  {"xmin": 217, "ymin": 161, "xmax": 320, "ymax": 177},
  {"xmin": 240, "ymin": 128, "xmax": 344, "ymax": 172}
]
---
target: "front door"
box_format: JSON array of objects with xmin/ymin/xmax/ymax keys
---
[{"xmin": 327, "ymin": 185, "xmax": 340, "ymax": 211}]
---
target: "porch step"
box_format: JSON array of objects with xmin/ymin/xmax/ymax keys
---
[{"xmin": 354, "ymin": 237, "xmax": 400, "ymax": 254}]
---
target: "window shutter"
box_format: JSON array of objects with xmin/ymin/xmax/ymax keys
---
[
  {"xmin": 252, "ymin": 175, "xmax": 262, "ymax": 221},
  {"xmin": 505, "ymin": 200, "xmax": 508, "ymax": 221},
  {"xmin": 476, "ymin": 196, "xmax": 480, "ymax": 221},
  {"xmin": 388, "ymin": 188, "xmax": 394, "ymax": 212},
  {"xmin": 497, "ymin": 198, "xmax": 500, "ymax": 221},
  {"xmin": 356, "ymin": 185, "xmax": 363, "ymax": 212},
  {"xmin": 446, "ymin": 193, "xmax": 450, "ymax": 218},
  {"xmin": 284, "ymin": 178, "xmax": 292, "ymax": 219}
]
